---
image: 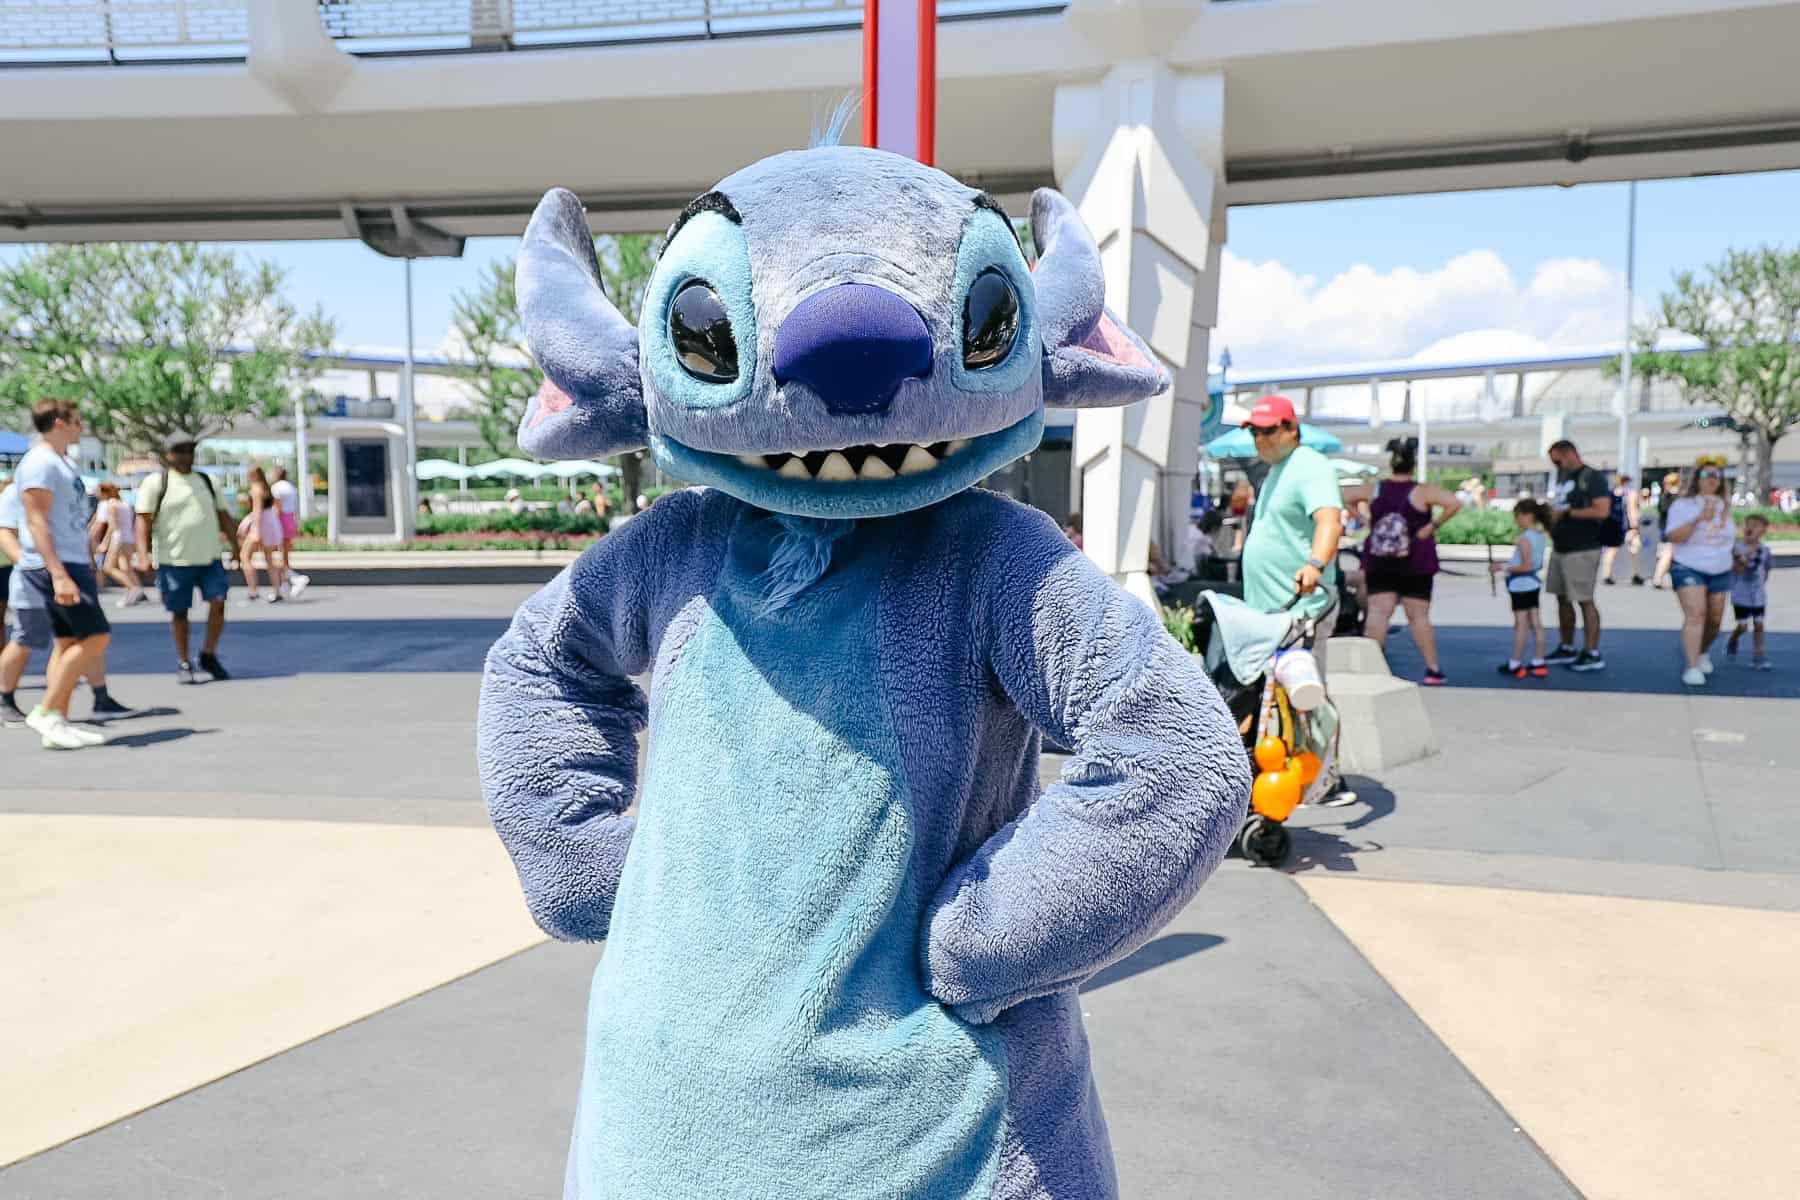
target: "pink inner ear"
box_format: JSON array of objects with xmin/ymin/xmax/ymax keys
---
[
  {"xmin": 1073, "ymin": 312, "xmax": 1153, "ymax": 370},
  {"xmin": 529, "ymin": 378, "xmax": 574, "ymax": 428}
]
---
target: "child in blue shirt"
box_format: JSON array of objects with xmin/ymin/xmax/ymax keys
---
[
  {"xmin": 1726, "ymin": 514, "xmax": 1773, "ymax": 670},
  {"xmin": 1493, "ymin": 500, "xmax": 1552, "ymax": 678}
]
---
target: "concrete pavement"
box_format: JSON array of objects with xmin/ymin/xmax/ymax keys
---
[{"xmin": 2, "ymin": 571, "xmax": 1795, "ymax": 1198}]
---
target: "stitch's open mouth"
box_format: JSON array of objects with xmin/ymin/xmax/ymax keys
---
[
  {"xmin": 651, "ymin": 410, "xmax": 1043, "ymax": 518},
  {"xmin": 733, "ymin": 440, "xmax": 971, "ymax": 482}
]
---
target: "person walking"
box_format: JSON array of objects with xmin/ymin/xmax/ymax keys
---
[
  {"xmin": 1600, "ymin": 474, "xmax": 1640, "ymax": 586},
  {"xmin": 1726, "ymin": 513, "xmax": 1774, "ymax": 670},
  {"xmin": 236, "ymin": 466, "xmax": 286, "ymax": 602},
  {"xmin": 0, "ymin": 476, "xmax": 130, "ymax": 727},
  {"xmin": 1492, "ymin": 500, "xmax": 1552, "ymax": 678},
  {"xmin": 1359, "ymin": 437, "xmax": 1460, "ymax": 684},
  {"xmin": 11, "ymin": 400, "xmax": 112, "ymax": 749},
  {"xmin": 1544, "ymin": 439, "xmax": 1611, "ymax": 671},
  {"xmin": 1632, "ymin": 483, "xmax": 1660, "ymax": 587},
  {"xmin": 135, "ymin": 434, "xmax": 237, "ymax": 684},
  {"xmin": 91, "ymin": 482, "xmax": 145, "ymax": 606},
  {"xmin": 1664, "ymin": 460, "xmax": 1736, "ymax": 687},
  {"xmin": 269, "ymin": 466, "xmax": 311, "ymax": 601},
  {"xmin": 1240, "ymin": 394, "xmax": 1343, "ymax": 670},
  {"xmin": 0, "ymin": 478, "xmax": 11, "ymax": 634},
  {"xmin": 1652, "ymin": 470, "xmax": 1682, "ymax": 588}
]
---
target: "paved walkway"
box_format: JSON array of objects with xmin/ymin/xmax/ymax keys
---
[{"xmin": 1, "ymin": 574, "xmax": 1795, "ymax": 1198}]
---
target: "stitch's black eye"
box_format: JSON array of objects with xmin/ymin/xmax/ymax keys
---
[
  {"xmin": 669, "ymin": 281, "xmax": 738, "ymax": 383},
  {"xmin": 962, "ymin": 270, "xmax": 1019, "ymax": 371}
]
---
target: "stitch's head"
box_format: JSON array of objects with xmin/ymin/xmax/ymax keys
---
[{"xmin": 516, "ymin": 146, "xmax": 1167, "ymax": 519}]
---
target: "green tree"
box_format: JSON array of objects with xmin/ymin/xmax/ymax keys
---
[
  {"xmin": 449, "ymin": 233, "xmax": 661, "ymax": 502},
  {"xmin": 1625, "ymin": 246, "xmax": 1800, "ymax": 498},
  {"xmin": 0, "ymin": 243, "xmax": 334, "ymax": 450}
]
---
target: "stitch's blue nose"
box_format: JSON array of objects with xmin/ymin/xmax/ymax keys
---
[{"xmin": 772, "ymin": 283, "xmax": 932, "ymax": 415}]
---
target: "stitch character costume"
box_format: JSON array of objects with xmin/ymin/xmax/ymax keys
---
[{"xmin": 478, "ymin": 146, "xmax": 1250, "ymax": 1200}]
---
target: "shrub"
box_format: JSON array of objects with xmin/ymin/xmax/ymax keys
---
[
  {"xmin": 1162, "ymin": 604, "xmax": 1200, "ymax": 654},
  {"xmin": 1433, "ymin": 508, "xmax": 1518, "ymax": 545}
]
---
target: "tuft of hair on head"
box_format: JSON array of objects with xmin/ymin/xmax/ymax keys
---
[
  {"xmin": 810, "ymin": 93, "xmax": 862, "ymax": 149},
  {"xmin": 754, "ymin": 513, "xmax": 856, "ymax": 614}
]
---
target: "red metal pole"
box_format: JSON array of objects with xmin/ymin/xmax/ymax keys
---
[
  {"xmin": 862, "ymin": 0, "xmax": 880, "ymax": 149},
  {"xmin": 916, "ymin": 0, "xmax": 935, "ymax": 165}
]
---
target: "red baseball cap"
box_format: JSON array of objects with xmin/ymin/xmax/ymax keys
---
[{"xmin": 1241, "ymin": 394, "xmax": 1297, "ymax": 428}]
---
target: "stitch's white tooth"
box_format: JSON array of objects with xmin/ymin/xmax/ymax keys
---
[
  {"xmin": 899, "ymin": 445, "xmax": 938, "ymax": 475},
  {"xmin": 859, "ymin": 456, "xmax": 896, "ymax": 480},
  {"xmin": 945, "ymin": 439, "xmax": 970, "ymax": 457},
  {"xmin": 817, "ymin": 451, "xmax": 856, "ymax": 482},
  {"xmin": 778, "ymin": 457, "xmax": 810, "ymax": 480},
  {"xmin": 737, "ymin": 455, "xmax": 766, "ymax": 469}
]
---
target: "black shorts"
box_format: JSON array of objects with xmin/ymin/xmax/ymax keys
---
[
  {"xmin": 19, "ymin": 563, "xmax": 111, "ymax": 640},
  {"xmin": 1510, "ymin": 588, "xmax": 1542, "ymax": 613},
  {"xmin": 1735, "ymin": 604, "xmax": 1766, "ymax": 622},
  {"xmin": 1365, "ymin": 565, "xmax": 1434, "ymax": 602}
]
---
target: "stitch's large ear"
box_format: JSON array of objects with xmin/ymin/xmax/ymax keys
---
[
  {"xmin": 1030, "ymin": 188, "xmax": 1170, "ymax": 409},
  {"xmin": 514, "ymin": 188, "xmax": 648, "ymax": 459}
]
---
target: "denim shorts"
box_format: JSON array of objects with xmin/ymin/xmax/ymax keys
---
[
  {"xmin": 157, "ymin": 560, "xmax": 230, "ymax": 613},
  {"xmin": 1669, "ymin": 563, "xmax": 1732, "ymax": 594}
]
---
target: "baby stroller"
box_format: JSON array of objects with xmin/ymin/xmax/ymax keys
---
[{"xmin": 1192, "ymin": 590, "xmax": 1344, "ymax": 868}]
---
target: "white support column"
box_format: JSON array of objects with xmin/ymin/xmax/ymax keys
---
[
  {"xmin": 1054, "ymin": 58, "xmax": 1222, "ymax": 610},
  {"xmin": 247, "ymin": 2, "xmax": 353, "ymax": 113},
  {"xmin": 294, "ymin": 398, "xmax": 310, "ymax": 519}
]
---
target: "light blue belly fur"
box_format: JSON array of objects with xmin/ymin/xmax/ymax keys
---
[{"xmin": 573, "ymin": 548, "xmax": 1007, "ymax": 1198}]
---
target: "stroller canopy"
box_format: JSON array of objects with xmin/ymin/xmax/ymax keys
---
[{"xmin": 1195, "ymin": 591, "xmax": 1294, "ymax": 686}]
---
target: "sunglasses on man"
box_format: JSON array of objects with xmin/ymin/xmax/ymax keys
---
[{"xmin": 1250, "ymin": 423, "xmax": 1294, "ymax": 438}]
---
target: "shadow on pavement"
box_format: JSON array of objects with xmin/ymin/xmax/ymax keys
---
[
  {"xmin": 1382, "ymin": 626, "xmax": 1800, "ymax": 698},
  {"xmin": 85, "ymin": 705, "xmax": 181, "ymax": 724},
  {"xmin": 103, "ymin": 727, "xmax": 216, "ymax": 749},
  {"xmin": 101, "ymin": 618, "xmax": 511, "ymax": 677},
  {"xmin": 1282, "ymin": 776, "xmax": 1396, "ymax": 875},
  {"xmin": 1080, "ymin": 931, "xmax": 1226, "ymax": 992}
]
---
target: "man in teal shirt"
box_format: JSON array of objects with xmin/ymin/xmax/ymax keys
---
[{"xmin": 1240, "ymin": 395, "xmax": 1344, "ymax": 662}]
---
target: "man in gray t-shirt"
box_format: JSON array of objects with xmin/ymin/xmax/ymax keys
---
[
  {"xmin": 12, "ymin": 401, "xmax": 119, "ymax": 748},
  {"xmin": 0, "ymin": 476, "xmax": 124, "ymax": 728}
]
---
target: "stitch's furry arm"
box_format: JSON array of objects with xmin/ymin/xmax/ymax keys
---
[
  {"xmin": 922, "ymin": 509, "xmax": 1251, "ymax": 1023},
  {"xmin": 478, "ymin": 515, "xmax": 665, "ymax": 942}
]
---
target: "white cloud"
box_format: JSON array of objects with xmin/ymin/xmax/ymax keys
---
[{"xmin": 1217, "ymin": 249, "xmax": 1631, "ymax": 371}]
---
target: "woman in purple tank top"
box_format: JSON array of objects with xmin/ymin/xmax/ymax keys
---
[{"xmin": 1359, "ymin": 438, "xmax": 1461, "ymax": 684}]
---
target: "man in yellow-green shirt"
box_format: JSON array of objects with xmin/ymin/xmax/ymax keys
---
[{"xmin": 134, "ymin": 433, "xmax": 239, "ymax": 685}]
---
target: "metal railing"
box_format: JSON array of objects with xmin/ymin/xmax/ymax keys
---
[
  {"xmin": 0, "ymin": 1, "xmax": 249, "ymax": 64},
  {"xmin": 316, "ymin": 0, "xmax": 1056, "ymax": 53},
  {"xmin": 1224, "ymin": 347, "xmax": 1707, "ymax": 428},
  {"xmin": 1, "ymin": 0, "xmax": 1059, "ymax": 64}
]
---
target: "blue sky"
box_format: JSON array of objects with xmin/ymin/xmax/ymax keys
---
[{"xmin": 6, "ymin": 167, "xmax": 1800, "ymax": 376}]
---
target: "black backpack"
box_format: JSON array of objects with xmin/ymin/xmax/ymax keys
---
[{"xmin": 1599, "ymin": 479, "xmax": 1627, "ymax": 549}]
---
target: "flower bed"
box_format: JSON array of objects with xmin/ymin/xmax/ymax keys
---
[{"xmin": 292, "ymin": 530, "xmax": 601, "ymax": 553}]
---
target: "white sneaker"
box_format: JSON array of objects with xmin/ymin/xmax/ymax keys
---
[
  {"xmin": 1699, "ymin": 654, "xmax": 1715, "ymax": 676},
  {"xmin": 26, "ymin": 709, "xmax": 103, "ymax": 750},
  {"xmin": 1681, "ymin": 667, "xmax": 1707, "ymax": 687},
  {"xmin": 288, "ymin": 573, "xmax": 311, "ymax": 601}
]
